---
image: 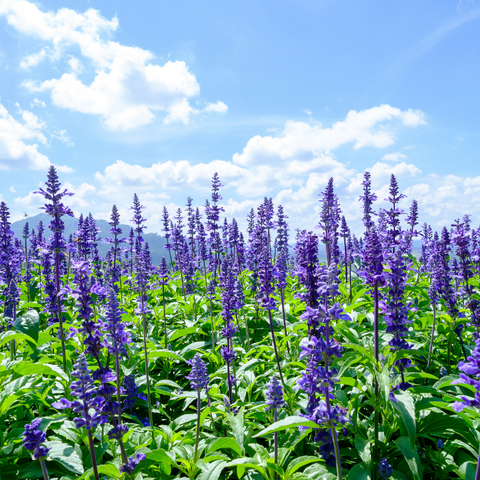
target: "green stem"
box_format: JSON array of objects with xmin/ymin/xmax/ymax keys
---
[
  {"xmin": 39, "ymin": 459, "xmax": 49, "ymax": 480},
  {"xmin": 194, "ymin": 390, "xmax": 201, "ymax": 463},
  {"xmin": 87, "ymin": 430, "xmax": 100, "ymax": 480}
]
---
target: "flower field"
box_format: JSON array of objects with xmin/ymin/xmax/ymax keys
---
[{"xmin": 1, "ymin": 166, "xmax": 480, "ymax": 480}]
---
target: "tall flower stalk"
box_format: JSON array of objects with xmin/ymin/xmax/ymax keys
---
[
  {"xmin": 23, "ymin": 418, "xmax": 50, "ymax": 480},
  {"xmin": 52, "ymin": 353, "xmax": 105, "ymax": 480},
  {"xmin": 186, "ymin": 353, "xmax": 209, "ymax": 463},
  {"xmin": 265, "ymin": 375, "xmax": 286, "ymax": 474},
  {"xmin": 35, "ymin": 166, "xmax": 74, "ymax": 371}
]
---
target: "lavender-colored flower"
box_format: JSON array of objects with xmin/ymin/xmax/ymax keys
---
[
  {"xmin": 52, "ymin": 353, "xmax": 106, "ymax": 429},
  {"xmin": 35, "ymin": 166, "xmax": 74, "ymax": 253},
  {"xmin": 131, "ymin": 193, "xmax": 146, "ymax": 241},
  {"xmin": 123, "ymin": 374, "xmax": 147, "ymax": 412},
  {"xmin": 318, "ymin": 178, "xmax": 341, "ymax": 266},
  {"xmin": 102, "ymin": 287, "xmax": 131, "ymax": 356},
  {"xmin": 294, "ymin": 230, "xmax": 319, "ymax": 309},
  {"xmin": 361, "ymin": 225, "xmax": 385, "ymax": 287},
  {"xmin": 378, "ymin": 458, "xmax": 393, "ymax": 478},
  {"xmin": 23, "ymin": 418, "xmax": 50, "ymax": 459},
  {"xmin": 65, "ymin": 260, "xmax": 106, "ymax": 366},
  {"xmin": 359, "ymin": 171, "xmax": 377, "ymax": 231},
  {"xmin": 186, "ymin": 354, "xmax": 209, "ymax": 391},
  {"xmin": 265, "ymin": 375, "xmax": 286, "ymax": 411},
  {"xmin": 0, "ymin": 202, "xmax": 22, "ymax": 318},
  {"xmin": 107, "ymin": 423, "xmax": 129, "ymax": 440},
  {"xmin": 120, "ymin": 453, "xmax": 146, "ymax": 474}
]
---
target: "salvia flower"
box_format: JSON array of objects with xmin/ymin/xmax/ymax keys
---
[
  {"xmin": 123, "ymin": 374, "xmax": 147, "ymax": 413},
  {"xmin": 23, "ymin": 418, "xmax": 50, "ymax": 459},
  {"xmin": 52, "ymin": 353, "xmax": 106, "ymax": 429},
  {"xmin": 186, "ymin": 353, "xmax": 209, "ymax": 391},
  {"xmin": 265, "ymin": 375, "xmax": 286, "ymax": 411},
  {"xmin": 452, "ymin": 336, "xmax": 480, "ymax": 411},
  {"xmin": 437, "ymin": 439, "xmax": 444, "ymax": 449},
  {"xmin": 378, "ymin": 458, "xmax": 393, "ymax": 478},
  {"xmin": 120, "ymin": 453, "xmax": 146, "ymax": 474}
]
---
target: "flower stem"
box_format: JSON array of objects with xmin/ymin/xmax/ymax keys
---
[
  {"xmin": 55, "ymin": 250, "xmax": 67, "ymax": 372},
  {"xmin": 194, "ymin": 390, "xmax": 201, "ymax": 463},
  {"xmin": 267, "ymin": 310, "xmax": 284, "ymax": 385},
  {"xmin": 141, "ymin": 311, "xmax": 154, "ymax": 440},
  {"xmin": 39, "ymin": 459, "xmax": 49, "ymax": 480},
  {"xmin": 373, "ymin": 283, "xmax": 380, "ymax": 478},
  {"xmin": 280, "ymin": 289, "xmax": 290, "ymax": 353},
  {"xmin": 87, "ymin": 430, "xmax": 100, "ymax": 480},
  {"xmin": 426, "ymin": 304, "xmax": 436, "ymax": 373}
]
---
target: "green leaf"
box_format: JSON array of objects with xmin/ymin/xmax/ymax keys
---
[
  {"xmin": 391, "ymin": 392, "xmax": 416, "ymax": 449},
  {"xmin": 285, "ymin": 456, "xmax": 321, "ymax": 476},
  {"xmin": 198, "ymin": 459, "xmax": 227, "ymax": 480},
  {"xmin": 378, "ymin": 366, "xmax": 392, "ymax": 401},
  {"xmin": 12, "ymin": 309, "xmax": 39, "ymax": 344},
  {"xmin": 0, "ymin": 330, "xmax": 34, "ymax": 347},
  {"xmin": 254, "ymin": 416, "xmax": 318, "ymax": 437},
  {"xmin": 170, "ymin": 326, "xmax": 198, "ymax": 342},
  {"xmin": 44, "ymin": 440, "xmax": 84, "ymax": 475},
  {"xmin": 394, "ymin": 437, "xmax": 422, "ymax": 480},
  {"xmin": 355, "ymin": 435, "xmax": 371, "ymax": 464},
  {"xmin": 208, "ymin": 437, "xmax": 242, "ymax": 457},
  {"xmin": 155, "ymin": 379, "xmax": 182, "ymax": 389},
  {"xmin": 97, "ymin": 464, "xmax": 120, "ymax": 478},
  {"xmin": 148, "ymin": 349, "xmax": 185, "ymax": 361},
  {"xmin": 12, "ymin": 362, "xmax": 68, "ymax": 382},
  {"xmin": 347, "ymin": 463, "xmax": 371, "ymax": 480},
  {"xmin": 227, "ymin": 408, "xmax": 245, "ymax": 455}
]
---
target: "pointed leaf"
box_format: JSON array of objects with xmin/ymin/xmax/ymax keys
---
[
  {"xmin": 254, "ymin": 416, "xmax": 318, "ymax": 437},
  {"xmin": 394, "ymin": 437, "xmax": 422, "ymax": 480},
  {"xmin": 44, "ymin": 440, "xmax": 84, "ymax": 474}
]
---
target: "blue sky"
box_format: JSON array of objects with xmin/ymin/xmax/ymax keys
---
[{"xmin": 1, "ymin": 0, "xmax": 480, "ymax": 235}]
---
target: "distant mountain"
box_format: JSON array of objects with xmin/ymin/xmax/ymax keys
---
[
  {"xmin": 11, "ymin": 214, "xmax": 168, "ymax": 265},
  {"xmin": 12, "ymin": 214, "xmax": 423, "ymax": 265}
]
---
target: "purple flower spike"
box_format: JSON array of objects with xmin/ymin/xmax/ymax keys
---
[
  {"xmin": 186, "ymin": 353, "xmax": 209, "ymax": 391},
  {"xmin": 378, "ymin": 458, "xmax": 393, "ymax": 478},
  {"xmin": 23, "ymin": 418, "xmax": 50, "ymax": 459},
  {"xmin": 120, "ymin": 452, "xmax": 146, "ymax": 474},
  {"xmin": 265, "ymin": 375, "xmax": 286, "ymax": 411},
  {"xmin": 52, "ymin": 353, "xmax": 106, "ymax": 430}
]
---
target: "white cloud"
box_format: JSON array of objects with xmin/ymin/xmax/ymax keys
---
[
  {"xmin": 203, "ymin": 101, "xmax": 228, "ymax": 114},
  {"xmin": 381, "ymin": 152, "xmax": 407, "ymax": 162},
  {"xmin": 52, "ymin": 129, "xmax": 73, "ymax": 147},
  {"xmin": 15, "ymin": 181, "xmax": 95, "ymax": 211},
  {"xmin": 0, "ymin": 99, "xmax": 50, "ymax": 170},
  {"xmin": 30, "ymin": 98, "xmax": 46, "ymax": 108},
  {"xmin": 233, "ymin": 105, "xmax": 426, "ymax": 167},
  {"xmin": 0, "ymin": 99, "xmax": 74, "ymax": 171},
  {"xmin": 0, "ymin": 0, "xmax": 225, "ymax": 130},
  {"xmin": 9, "ymin": 186, "xmax": 16, "ymax": 192},
  {"xmin": 56, "ymin": 164, "xmax": 74, "ymax": 173},
  {"xmin": 20, "ymin": 48, "xmax": 47, "ymax": 69}
]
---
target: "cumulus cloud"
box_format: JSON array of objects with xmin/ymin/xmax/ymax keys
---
[
  {"xmin": 92, "ymin": 105, "xmax": 429, "ymax": 231},
  {"xmin": 233, "ymin": 105, "xmax": 426, "ymax": 167},
  {"xmin": 381, "ymin": 152, "xmax": 407, "ymax": 162},
  {"xmin": 203, "ymin": 101, "xmax": 228, "ymax": 114},
  {"xmin": 20, "ymin": 48, "xmax": 47, "ymax": 69},
  {"xmin": 30, "ymin": 98, "xmax": 46, "ymax": 108},
  {"xmin": 52, "ymin": 129, "xmax": 74, "ymax": 147},
  {"xmin": 15, "ymin": 181, "xmax": 95, "ymax": 211},
  {"xmin": 0, "ymin": 99, "xmax": 50, "ymax": 170},
  {"xmin": 0, "ymin": 0, "xmax": 227, "ymax": 130},
  {"xmin": 0, "ymin": 99, "xmax": 74, "ymax": 171}
]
